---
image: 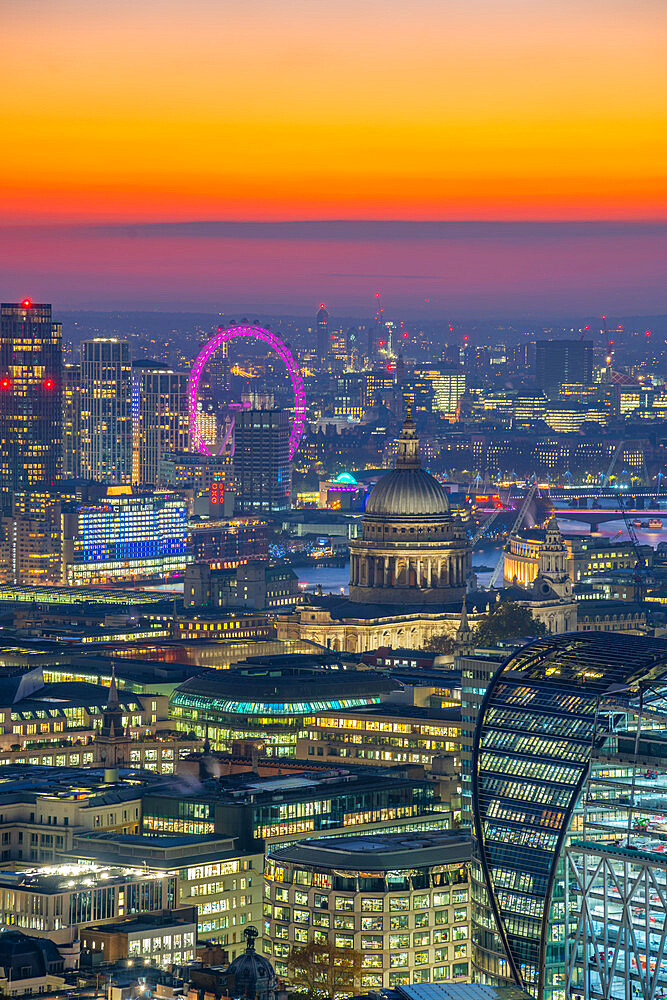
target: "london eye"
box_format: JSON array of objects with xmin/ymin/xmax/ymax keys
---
[{"xmin": 188, "ymin": 324, "xmax": 306, "ymax": 459}]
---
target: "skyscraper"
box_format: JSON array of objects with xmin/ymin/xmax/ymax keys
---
[
  {"xmin": 316, "ymin": 304, "xmax": 329, "ymax": 364},
  {"xmin": 535, "ymin": 339, "xmax": 593, "ymax": 389},
  {"xmin": 234, "ymin": 407, "xmax": 291, "ymax": 512},
  {"xmin": 80, "ymin": 338, "xmax": 132, "ymax": 483},
  {"xmin": 131, "ymin": 361, "xmax": 190, "ymax": 485},
  {"xmin": 62, "ymin": 361, "xmax": 81, "ymax": 479},
  {"xmin": 0, "ymin": 300, "xmax": 62, "ymax": 511},
  {"xmin": 470, "ymin": 631, "xmax": 667, "ymax": 1000}
]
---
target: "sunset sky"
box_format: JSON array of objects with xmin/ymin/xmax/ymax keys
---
[{"xmin": 2, "ymin": 0, "xmax": 666, "ymax": 314}]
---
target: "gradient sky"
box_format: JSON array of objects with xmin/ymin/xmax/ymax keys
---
[{"xmin": 2, "ymin": 0, "xmax": 666, "ymax": 313}]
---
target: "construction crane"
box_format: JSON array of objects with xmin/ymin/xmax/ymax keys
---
[
  {"xmin": 618, "ymin": 494, "xmax": 649, "ymax": 602},
  {"xmin": 600, "ymin": 439, "xmax": 624, "ymax": 491},
  {"xmin": 488, "ymin": 481, "xmax": 538, "ymax": 588},
  {"xmin": 470, "ymin": 503, "xmax": 506, "ymax": 547}
]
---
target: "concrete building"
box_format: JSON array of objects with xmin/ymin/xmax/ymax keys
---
[
  {"xmin": 141, "ymin": 766, "xmax": 447, "ymax": 850},
  {"xmin": 81, "ymin": 912, "xmax": 196, "ymax": 968},
  {"xmin": 184, "ymin": 561, "xmax": 299, "ymax": 611},
  {"xmin": 0, "ymin": 862, "xmax": 177, "ymax": 951},
  {"xmin": 72, "ymin": 833, "xmax": 263, "ymax": 959},
  {"xmin": 264, "ymin": 830, "xmax": 471, "ymax": 990},
  {"xmin": 504, "ymin": 525, "xmax": 651, "ymax": 590},
  {"xmin": 0, "ymin": 766, "xmax": 150, "ymax": 866},
  {"xmin": 0, "ymin": 930, "xmax": 66, "ymax": 995},
  {"xmin": 234, "ymin": 408, "xmax": 291, "ymax": 514}
]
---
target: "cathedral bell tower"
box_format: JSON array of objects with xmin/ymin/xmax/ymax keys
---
[{"xmin": 532, "ymin": 516, "xmax": 572, "ymax": 599}]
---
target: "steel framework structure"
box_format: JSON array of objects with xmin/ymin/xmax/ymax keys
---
[{"xmin": 566, "ymin": 842, "xmax": 667, "ymax": 1000}]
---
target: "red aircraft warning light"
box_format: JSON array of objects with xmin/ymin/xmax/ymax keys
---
[
  {"xmin": 0, "ymin": 378, "xmax": 11, "ymax": 391},
  {"xmin": 43, "ymin": 378, "xmax": 54, "ymax": 390},
  {"xmin": 21, "ymin": 298, "xmax": 32, "ymax": 309}
]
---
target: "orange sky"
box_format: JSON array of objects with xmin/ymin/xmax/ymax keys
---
[{"xmin": 2, "ymin": 0, "xmax": 666, "ymax": 223}]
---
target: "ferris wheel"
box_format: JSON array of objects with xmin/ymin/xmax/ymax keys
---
[{"xmin": 188, "ymin": 324, "xmax": 306, "ymax": 459}]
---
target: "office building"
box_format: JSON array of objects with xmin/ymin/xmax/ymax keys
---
[
  {"xmin": 0, "ymin": 490, "xmax": 62, "ymax": 585},
  {"xmin": 80, "ymin": 338, "xmax": 132, "ymax": 483},
  {"xmin": 72, "ymin": 832, "xmax": 263, "ymax": 958},
  {"xmin": 0, "ymin": 301, "xmax": 62, "ymax": 511},
  {"xmin": 234, "ymin": 408, "xmax": 291, "ymax": 513},
  {"xmin": 159, "ymin": 451, "xmax": 230, "ymax": 490},
  {"xmin": 535, "ymin": 339, "xmax": 593, "ymax": 390},
  {"xmin": 183, "ymin": 561, "xmax": 299, "ymax": 610},
  {"xmin": 0, "ymin": 930, "xmax": 66, "ymax": 995},
  {"xmin": 142, "ymin": 766, "xmax": 445, "ymax": 849},
  {"xmin": 169, "ymin": 654, "xmax": 397, "ymax": 755},
  {"xmin": 0, "ymin": 862, "xmax": 177, "ymax": 948},
  {"xmin": 62, "ymin": 362, "xmax": 81, "ymax": 478},
  {"xmin": 61, "ymin": 487, "xmax": 191, "ymax": 585},
  {"xmin": 413, "ymin": 367, "xmax": 466, "ymax": 418},
  {"xmin": 316, "ymin": 304, "xmax": 329, "ymax": 364},
  {"xmin": 470, "ymin": 632, "xmax": 667, "ymax": 1000},
  {"xmin": 81, "ymin": 912, "xmax": 196, "ymax": 969},
  {"xmin": 0, "ymin": 765, "xmax": 149, "ymax": 867},
  {"xmin": 190, "ymin": 516, "xmax": 268, "ymax": 567},
  {"xmin": 131, "ymin": 361, "xmax": 189, "ymax": 486},
  {"xmin": 264, "ymin": 831, "xmax": 471, "ymax": 988}
]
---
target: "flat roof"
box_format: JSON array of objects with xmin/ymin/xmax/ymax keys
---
[
  {"xmin": 69, "ymin": 833, "xmax": 257, "ymax": 871},
  {"xmin": 0, "ymin": 863, "xmax": 170, "ymax": 894},
  {"xmin": 270, "ymin": 829, "xmax": 471, "ymax": 872},
  {"xmin": 83, "ymin": 915, "xmax": 195, "ymax": 936}
]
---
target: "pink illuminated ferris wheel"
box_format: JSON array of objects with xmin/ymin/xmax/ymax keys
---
[{"xmin": 188, "ymin": 324, "xmax": 306, "ymax": 459}]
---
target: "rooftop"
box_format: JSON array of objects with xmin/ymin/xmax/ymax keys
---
[
  {"xmin": 171, "ymin": 656, "xmax": 397, "ymax": 711},
  {"xmin": 0, "ymin": 863, "xmax": 170, "ymax": 894},
  {"xmin": 270, "ymin": 828, "xmax": 471, "ymax": 872}
]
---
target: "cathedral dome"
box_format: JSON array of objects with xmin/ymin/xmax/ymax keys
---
[
  {"xmin": 366, "ymin": 467, "xmax": 450, "ymax": 517},
  {"xmin": 365, "ymin": 411, "xmax": 449, "ymax": 517}
]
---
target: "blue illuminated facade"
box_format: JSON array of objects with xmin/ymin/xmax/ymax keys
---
[
  {"xmin": 170, "ymin": 656, "xmax": 397, "ymax": 756},
  {"xmin": 64, "ymin": 489, "xmax": 191, "ymax": 584}
]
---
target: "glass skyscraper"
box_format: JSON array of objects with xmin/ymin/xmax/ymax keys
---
[
  {"xmin": 131, "ymin": 361, "xmax": 189, "ymax": 486},
  {"xmin": 471, "ymin": 632, "xmax": 667, "ymax": 1000},
  {"xmin": 80, "ymin": 338, "xmax": 132, "ymax": 483},
  {"xmin": 0, "ymin": 300, "xmax": 62, "ymax": 511}
]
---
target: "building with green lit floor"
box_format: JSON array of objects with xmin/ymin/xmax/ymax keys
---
[
  {"xmin": 169, "ymin": 652, "xmax": 397, "ymax": 756},
  {"xmin": 471, "ymin": 631, "xmax": 667, "ymax": 1000}
]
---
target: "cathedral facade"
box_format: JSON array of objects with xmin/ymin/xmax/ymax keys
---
[
  {"xmin": 277, "ymin": 416, "xmax": 576, "ymax": 654},
  {"xmin": 348, "ymin": 412, "xmax": 471, "ymax": 605}
]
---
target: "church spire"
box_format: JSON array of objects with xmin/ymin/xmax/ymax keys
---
[
  {"xmin": 395, "ymin": 406, "xmax": 421, "ymax": 470},
  {"xmin": 107, "ymin": 664, "xmax": 119, "ymax": 711},
  {"xmin": 455, "ymin": 595, "xmax": 475, "ymax": 653}
]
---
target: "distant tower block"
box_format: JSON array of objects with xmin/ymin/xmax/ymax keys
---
[{"xmin": 316, "ymin": 304, "xmax": 329, "ymax": 365}]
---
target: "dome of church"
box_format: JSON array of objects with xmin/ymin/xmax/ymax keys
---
[
  {"xmin": 366, "ymin": 467, "xmax": 450, "ymax": 517},
  {"xmin": 365, "ymin": 412, "xmax": 449, "ymax": 517}
]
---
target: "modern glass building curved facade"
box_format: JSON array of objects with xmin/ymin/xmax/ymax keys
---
[
  {"xmin": 470, "ymin": 632, "xmax": 667, "ymax": 1000},
  {"xmin": 170, "ymin": 655, "xmax": 397, "ymax": 756}
]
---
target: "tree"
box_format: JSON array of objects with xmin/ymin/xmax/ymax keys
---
[
  {"xmin": 473, "ymin": 599, "xmax": 547, "ymax": 647},
  {"xmin": 423, "ymin": 633, "xmax": 456, "ymax": 655},
  {"xmin": 287, "ymin": 941, "xmax": 362, "ymax": 1000}
]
